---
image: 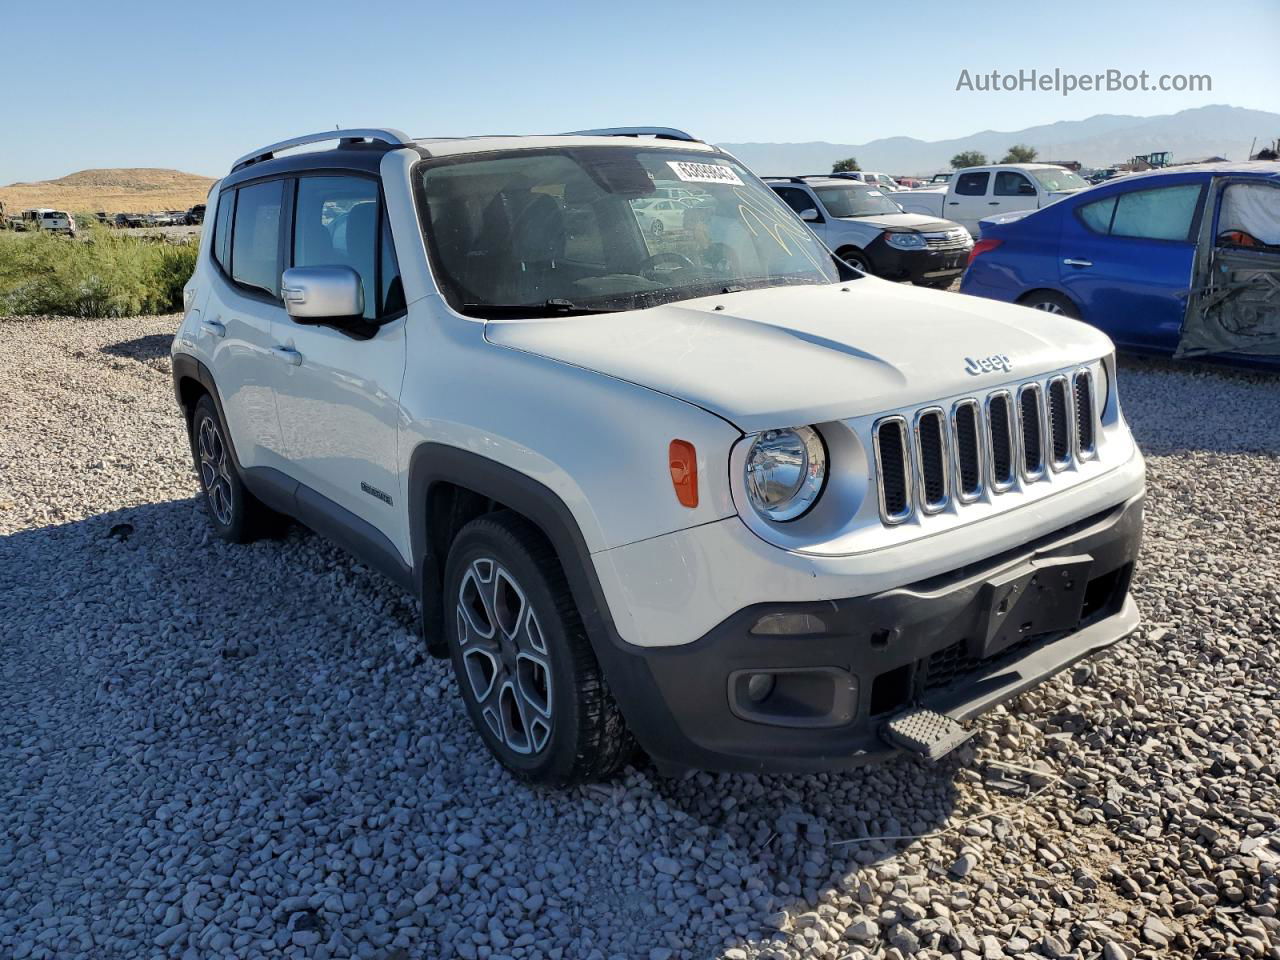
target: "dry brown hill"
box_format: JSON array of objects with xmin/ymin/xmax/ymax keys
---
[{"xmin": 0, "ymin": 168, "xmax": 215, "ymax": 215}]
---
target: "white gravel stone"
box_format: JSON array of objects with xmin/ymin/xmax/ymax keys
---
[{"xmin": 1, "ymin": 317, "xmax": 1277, "ymax": 960}]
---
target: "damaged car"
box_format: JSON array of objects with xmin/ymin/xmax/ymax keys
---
[{"xmin": 960, "ymin": 162, "xmax": 1280, "ymax": 367}]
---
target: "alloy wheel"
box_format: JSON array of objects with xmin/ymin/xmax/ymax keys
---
[
  {"xmin": 1033, "ymin": 301, "xmax": 1065, "ymax": 315},
  {"xmin": 456, "ymin": 557, "xmax": 553, "ymax": 755},
  {"xmin": 197, "ymin": 416, "xmax": 234, "ymax": 526}
]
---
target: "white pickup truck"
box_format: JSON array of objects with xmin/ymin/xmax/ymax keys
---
[{"xmin": 893, "ymin": 163, "xmax": 1090, "ymax": 235}]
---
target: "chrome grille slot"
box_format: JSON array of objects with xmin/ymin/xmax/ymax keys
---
[
  {"xmin": 1046, "ymin": 376, "xmax": 1072, "ymax": 470},
  {"xmin": 1073, "ymin": 369, "xmax": 1096, "ymax": 457},
  {"xmin": 914, "ymin": 408, "xmax": 949, "ymax": 512},
  {"xmin": 951, "ymin": 399, "xmax": 983, "ymax": 501},
  {"xmin": 873, "ymin": 417, "xmax": 912, "ymax": 524},
  {"xmin": 1017, "ymin": 383, "xmax": 1046, "ymax": 479},
  {"xmin": 986, "ymin": 391, "xmax": 1016, "ymax": 491}
]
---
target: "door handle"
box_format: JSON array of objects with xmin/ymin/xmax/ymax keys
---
[
  {"xmin": 988, "ymin": 201, "xmax": 1000, "ymax": 206},
  {"xmin": 1062, "ymin": 258, "xmax": 1093, "ymax": 268},
  {"xmin": 201, "ymin": 319, "xmax": 226, "ymax": 338},
  {"xmin": 947, "ymin": 201, "xmax": 959, "ymax": 205},
  {"xmin": 272, "ymin": 346, "xmax": 303, "ymax": 366}
]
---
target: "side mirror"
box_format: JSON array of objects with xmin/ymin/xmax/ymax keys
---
[
  {"xmin": 800, "ymin": 208, "xmax": 821, "ymax": 222},
  {"xmin": 1019, "ymin": 184, "xmax": 1037, "ymax": 196},
  {"xmin": 281, "ymin": 266, "xmax": 363, "ymax": 321}
]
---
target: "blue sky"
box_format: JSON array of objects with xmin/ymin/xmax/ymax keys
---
[{"xmin": 1, "ymin": 0, "xmax": 1275, "ymax": 183}]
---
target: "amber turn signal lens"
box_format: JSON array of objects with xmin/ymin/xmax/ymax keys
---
[{"xmin": 668, "ymin": 439, "xmax": 698, "ymax": 508}]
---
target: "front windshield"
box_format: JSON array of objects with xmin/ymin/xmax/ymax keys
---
[
  {"xmin": 417, "ymin": 148, "xmax": 841, "ymax": 316},
  {"xmin": 814, "ymin": 185, "xmax": 903, "ymax": 218},
  {"xmin": 1031, "ymin": 168, "xmax": 1089, "ymax": 192}
]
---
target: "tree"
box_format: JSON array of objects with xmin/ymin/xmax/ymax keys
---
[
  {"xmin": 831, "ymin": 157, "xmax": 861, "ymax": 173},
  {"xmin": 1001, "ymin": 144, "xmax": 1038, "ymax": 163},
  {"xmin": 951, "ymin": 151, "xmax": 987, "ymax": 169}
]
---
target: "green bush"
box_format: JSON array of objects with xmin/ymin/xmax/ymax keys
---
[{"xmin": 0, "ymin": 220, "xmax": 198, "ymax": 317}]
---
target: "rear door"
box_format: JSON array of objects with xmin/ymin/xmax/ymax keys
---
[
  {"xmin": 271, "ymin": 173, "xmax": 410, "ymax": 557},
  {"xmin": 948, "ymin": 171, "xmax": 992, "ymax": 233},
  {"xmin": 1058, "ymin": 176, "xmax": 1205, "ymax": 351},
  {"xmin": 201, "ymin": 179, "xmax": 290, "ymax": 471}
]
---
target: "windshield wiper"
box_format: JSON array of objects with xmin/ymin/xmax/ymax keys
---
[{"xmin": 460, "ymin": 299, "xmax": 621, "ymax": 318}]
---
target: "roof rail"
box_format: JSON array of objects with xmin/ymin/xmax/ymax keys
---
[
  {"xmin": 563, "ymin": 126, "xmax": 700, "ymax": 143},
  {"xmin": 231, "ymin": 128, "xmax": 414, "ymax": 172},
  {"xmin": 761, "ymin": 176, "xmax": 810, "ymax": 183}
]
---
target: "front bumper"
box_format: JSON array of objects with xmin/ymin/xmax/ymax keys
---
[
  {"xmin": 595, "ymin": 493, "xmax": 1143, "ymax": 774},
  {"xmin": 870, "ymin": 236, "xmax": 972, "ymax": 283}
]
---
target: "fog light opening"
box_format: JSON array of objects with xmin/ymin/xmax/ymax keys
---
[{"xmin": 745, "ymin": 672, "xmax": 776, "ymax": 704}]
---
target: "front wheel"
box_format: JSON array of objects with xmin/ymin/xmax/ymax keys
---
[
  {"xmin": 443, "ymin": 512, "xmax": 636, "ymax": 785},
  {"xmin": 837, "ymin": 248, "xmax": 872, "ymax": 274}
]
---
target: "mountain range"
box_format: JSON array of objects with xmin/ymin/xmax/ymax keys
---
[{"xmin": 719, "ymin": 105, "xmax": 1280, "ymax": 176}]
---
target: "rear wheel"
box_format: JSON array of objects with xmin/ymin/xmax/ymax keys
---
[
  {"xmin": 1019, "ymin": 290, "xmax": 1079, "ymax": 319},
  {"xmin": 443, "ymin": 512, "xmax": 636, "ymax": 785},
  {"xmin": 190, "ymin": 395, "xmax": 280, "ymax": 543},
  {"xmin": 649, "ymin": 219, "xmax": 664, "ymax": 239}
]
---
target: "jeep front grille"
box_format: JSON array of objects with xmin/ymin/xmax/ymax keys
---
[
  {"xmin": 872, "ymin": 367, "xmax": 1101, "ymax": 525},
  {"xmin": 951, "ymin": 400, "xmax": 982, "ymax": 500},
  {"xmin": 1017, "ymin": 383, "xmax": 1045, "ymax": 479},
  {"xmin": 873, "ymin": 417, "xmax": 912, "ymax": 524},
  {"xmin": 1046, "ymin": 376, "xmax": 1072, "ymax": 469},
  {"xmin": 1073, "ymin": 370, "xmax": 1096, "ymax": 457},
  {"xmin": 914, "ymin": 408, "xmax": 949, "ymax": 512}
]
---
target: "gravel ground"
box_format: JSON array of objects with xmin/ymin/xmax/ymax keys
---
[{"xmin": 1, "ymin": 314, "xmax": 1278, "ymax": 960}]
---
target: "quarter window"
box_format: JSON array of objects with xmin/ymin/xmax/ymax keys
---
[
  {"xmin": 213, "ymin": 190, "xmax": 234, "ymax": 274},
  {"xmin": 230, "ymin": 180, "xmax": 284, "ymax": 297},
  {"xmin": 954, "ymin": 172, "xmax": 990, "ymax": 196},
  {"xmin": 293, "ymin": 176, "xmax": 379, "ymax": 319}
]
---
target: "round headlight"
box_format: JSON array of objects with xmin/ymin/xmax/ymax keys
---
[{"xmin": 744, "ymin": 427, "xmax": 827, "ymax": 522}]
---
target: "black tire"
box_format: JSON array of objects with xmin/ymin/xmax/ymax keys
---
[
  {"xmin": 443, "ymin": 511, "xmax": 636, "ymax": 785},
  {"xmin": 189, "ymin": 394, "xmax": 279, "ymax": 543},
  {"xmin": 837, "ymin": 247, "xmax": 872, "ymax": 274},
  {"xmin": 914, "ymin": 278, "xmax": 954, "ymax": 290},
  {"xmin": 1018, "ymin": 289, "xmax": 1080, "ymax": 319}
]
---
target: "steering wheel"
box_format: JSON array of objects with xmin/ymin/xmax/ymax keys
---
[
  {"xmin": 640, "ymin": 252, "xmax": 697, "ymax": 281},
  {"xmin": 702, "ymin": 242, "xmax": 739, "ymax": 276}
]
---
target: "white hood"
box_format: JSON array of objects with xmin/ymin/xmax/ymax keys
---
[{"xmin": 484, "ymin": 280, "xmax": 1113, "ymax": 433}]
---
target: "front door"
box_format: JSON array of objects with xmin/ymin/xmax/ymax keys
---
[
  {"xmin": 1059, "ymin": 177, "xmax": 1205, "ymax": 351},
  {"xmin": 271, "ymin": 174, "xmax": 409, "ymax": 557}
]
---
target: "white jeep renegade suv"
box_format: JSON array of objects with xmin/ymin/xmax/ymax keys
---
[{"xmin": 172, "ymin": 127, "xmax": 1145, "ymax": 784}]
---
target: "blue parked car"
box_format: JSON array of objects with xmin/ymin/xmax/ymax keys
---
[{"xmin": 960, "ymin": 162, "xmax": 1280, "ymax": 366}]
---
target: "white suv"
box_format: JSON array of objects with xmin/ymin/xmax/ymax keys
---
[{"xmin": 172, "ymin": 127, "xmax": 1146, "ymax": 784}]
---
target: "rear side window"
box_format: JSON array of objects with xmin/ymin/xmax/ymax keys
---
[
  {"xmin": 955, "ymin": 172, "xmax": 989, "ymax": 196},
  {"xmin": 293, "ymin": 176, "xmax": 379, "ymax": 319},
  {"xmin": 1078, "ymin": 184, "xmax": 1202, "ymax": 241},
  {"xmin": 231, "ymin": 180, "xmax": 284, "ymax": 296},
  {"xmin": 213, "ymin": 190, "xmax": 234, "ymax": 273},
  {"xmin": 1111, "ymin": 184, "xmax": 1202, "ymax": 241}
]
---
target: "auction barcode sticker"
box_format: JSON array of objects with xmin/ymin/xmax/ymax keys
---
[{"xmin": 666, "ymin": 161, "xmax": 743, "ymax": 186}]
